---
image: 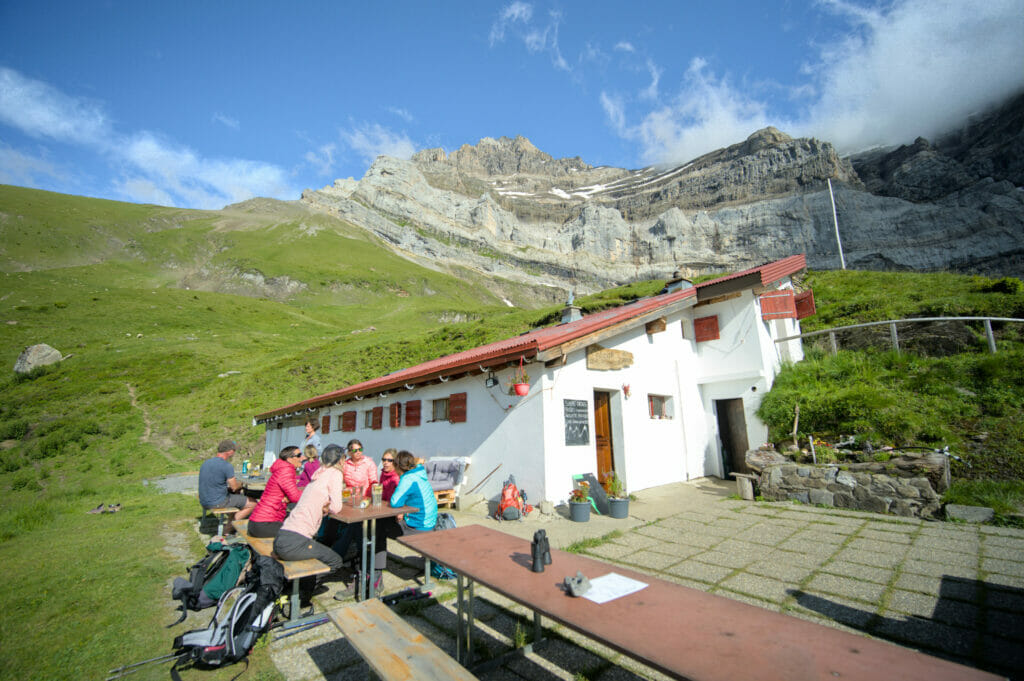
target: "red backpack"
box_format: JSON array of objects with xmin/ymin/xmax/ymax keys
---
[{"xmin": 495, "ymin": 475, "xmax": 532, "ymax": 520}]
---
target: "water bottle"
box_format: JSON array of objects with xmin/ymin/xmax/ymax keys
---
[{"xmin": 241, "ymin": 459, "xmax": 249, "ymax": 475}]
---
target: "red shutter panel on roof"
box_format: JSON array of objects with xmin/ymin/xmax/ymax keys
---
[
  {"xmin": 405, "ymin": 400, "xmax": 421, "ymax": 427},
  {"xmin": 694, "ymin": 315, "xmax": 720, "ymax": 342},
  {"xmin": 389, "ymin": 402, "xmax": 401, "ymax": 428},
  {"xmin": 321, "ymin": 414, "xmax": 330, "ymax": 434},
  {"xmin": 795, "ymin": 290, "xmax": 816, "ymax": 319},
  {"xmin": 341, "ymin": 411, "xmax": 356, "ymax": 432},
  {"xmin": 759, "ymin": 290, "xmax": 797, "ymax": 320},
  {"xmin": 371, "ymin": 406, "xmax": 383, "ymax": 430},
  {"xmin": 449, "ymin": 392, "xmax": 467, "ymax": 423}
]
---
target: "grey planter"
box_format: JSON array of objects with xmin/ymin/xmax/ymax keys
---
[
  {"xmin": 608, "ymin": 497, "xmax": 629, "ymax": 519},
  {"xmin": 569, "ymin": 501, "xmax": 590, "ymax": 522}
]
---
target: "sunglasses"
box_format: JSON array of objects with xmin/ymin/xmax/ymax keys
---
[
  {"xmin": 381, "ymin": 457, "xmax": 394, "ymax": 462},
  {"xmin": 349, "ymin": 447, "xmax": 362, "ymax": 453}
]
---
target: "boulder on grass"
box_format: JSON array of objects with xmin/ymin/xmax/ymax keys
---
[
  {"xmin": 14, "ymin": 344, "xmax": 63, "ymax": 374},
  {"xmin": 945, "ymin": 504, "xmax": 994, "ymax": 523}
]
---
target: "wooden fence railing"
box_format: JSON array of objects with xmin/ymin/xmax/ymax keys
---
[{"xmin": 774, "ymin": 316, "xmax": 1024, "ymax": 354}]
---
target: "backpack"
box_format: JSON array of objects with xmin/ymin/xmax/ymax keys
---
[
  {"xmin": 169, "ymin": 542, "xmax": 254, "ymax": 627},
  {"xmin": 430, "ymin": 512, "xmax": 458, "ymax": 579},
  {"xmin": 494, "ymin": 475, "xmax": 532, "ymax": 521},
  {"xmin": 170, "ymin": 555, "xmax": 284, "ymax": 680}
]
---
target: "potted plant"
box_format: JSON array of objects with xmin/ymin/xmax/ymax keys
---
[
  {"xmin": 568, "ymin": 480, "xmax": 591, "ymax": 522},
  {"xmin": 605, "ymin": 472, "xmax": 629, "ymax": 519},
  {"xmin": 507, "ymin": 367, "xmax": 530, "ymax": 396}
]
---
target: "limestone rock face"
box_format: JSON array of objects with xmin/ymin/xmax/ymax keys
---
[
  {"xmin": 300, "ymin": 94, "xmax": 1024, "ymax": 292},
  {"xmin": 14, "ymin": 344, "xmax": 63, "ymax": 374}
]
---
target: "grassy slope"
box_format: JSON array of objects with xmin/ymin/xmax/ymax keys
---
[{"xmin": 0, "ymin": 185, "xmax": 1022, "ymax": 678}]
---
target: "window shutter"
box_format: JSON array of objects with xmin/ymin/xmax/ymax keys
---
[
  {"xmin": 759, "ymin": 290, "xmax": 796, "ymax": 320},
  {"xmin": 341, "ymin": 410, "xmax": 356, "ymax": 432},
  {"xmin": 795, "ymin": 290, "xmax": 816, "ymax": 319},
  {"xmin": 449, "ymin": 392, "xmax": 467, "ymax": 423},
  {"xmin": 694, "ymin": 315, "xmax": 720, "ymax": 342},
  {"xmin": 405, "ymin": 400, "xmax": 421, "ymax": 427},
  {"xmin": 371, "ymin": 406, "xmax": 383, "ymax": 430},
  {"xmin": 321, "ymin": 414, "xmax": 330, "ymax": 434},
  {"xmin": 389, "ymin": 402, "xmax": 402, "ymax": 428}
]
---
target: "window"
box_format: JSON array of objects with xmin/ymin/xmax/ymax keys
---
[
  {"xmin": 405, "ymin": 400, "xmax": 421, "ymax": 427},
  {"xmin": 321, "ymin": 414, "xmax": 330, "ymax": 434},
  {"xmin": 389, "ymin": 402, "xmax": 402, "ymax": 428},
  {"xmin": 364, "ymin": 410, "xmax": 374, "ymax": 429},
  {"xmin": 648, "ymin": 394, "xmax": 673, "ymax": 419},
  {"xmin": 694, "ymin": 315, "xmax": 720, "ymax": 342},
  {"xmin": 431, "ymin": 398, "xmax": 449, "ymax": 422},
  {"xmin": 340, "ymin": 411, "xmax": 356, "ymax": 432}
]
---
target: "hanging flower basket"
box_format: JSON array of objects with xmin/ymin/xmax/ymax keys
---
[
  {"xmin": 513, "ymin": 382, "xmax": 530, "ymax": 396},
  {"xmin": 507, "ymin": 357, "xmax": 530, "ymax": 396}
]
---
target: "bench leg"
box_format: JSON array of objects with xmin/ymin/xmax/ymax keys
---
[{"xmin": 281, "ymin": 578, "xmax": 327, "ymax": 630}]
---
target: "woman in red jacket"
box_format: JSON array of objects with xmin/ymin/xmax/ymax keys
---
[{"xmin": 248, "ymin": 446, "xmax": 304, "ymax": 538}]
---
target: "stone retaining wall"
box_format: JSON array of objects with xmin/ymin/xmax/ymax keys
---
[{"xmin": 759, "ymin": 463, "xmax": 942, "ymax": 518}]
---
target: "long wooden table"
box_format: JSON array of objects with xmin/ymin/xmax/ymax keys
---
[
  {"xmin": 330, "ymin": 503, "xmax": 416, "ymax": 601},
  {"xmin": 397, "ymin": 524, "xmax": 1004, "ymax": 681}
]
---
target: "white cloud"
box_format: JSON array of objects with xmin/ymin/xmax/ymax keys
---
[
  {"xmin": 0, "ymin": 67, "xmax": 110, "ymax": 147},
  {"xmin": 614, "ymin": 41, "xmax": 635, "ymax": 53},
  {"xmin": 212, "ymin": 112, "xmax": 240, "ymax": 130},
  {"xmin": 489, "ymin": 2, "xmax": 532, "ymax": 46},
  {"xmin": 609, "ymin": 0, "xmax": 1024, "ymax": 165},
  {"xmin": 640, "ymin": 59, "xmax": 662, "ymax": 101},
  {"xmin": 341, "ymin": 123, "xmax": 416, "ymax": 165},
  {"xmin": 0, "ymin": 67, "xmax": 300, "ymax": 208},
  {"xmin": 386, "ymin": 106, "xmax": 414, "ymax": 123},
  {"xmin": 304, "ymin": 143, "xmax": 336, "ymax": 176},
  {"xmin": 0, "ymin": 142, "xmax": 65, "ymax": 186}
]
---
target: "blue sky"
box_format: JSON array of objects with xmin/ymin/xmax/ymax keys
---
[{"xmin": 1, "ymin": 1, "xmax": 1022, "ymax": 210}]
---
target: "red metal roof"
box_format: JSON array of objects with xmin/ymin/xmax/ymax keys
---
[{"xmin": 254, "ymin": 254, "xmax": 807, "ymax": 421}]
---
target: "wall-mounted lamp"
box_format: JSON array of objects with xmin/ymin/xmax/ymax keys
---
[{"xmin": 485, "ymin": 371, "xmax": 499, "ymax": 388}]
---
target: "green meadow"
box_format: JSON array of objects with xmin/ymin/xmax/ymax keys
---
[{"xmin": 1, "ymin": 184, "xmax": 1021, "ymax": 679}]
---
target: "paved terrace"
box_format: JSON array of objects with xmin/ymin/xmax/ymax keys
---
[{"xmin": 263, "ymin": 479, "xmax": 1024, "ymax": 680}]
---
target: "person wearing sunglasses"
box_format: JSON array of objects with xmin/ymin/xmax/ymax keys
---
[
  {"xmin": 247, "ymin": 445, "xmax": 305, "ymax": 538},
  {"xmin": 329, "ymin": 439, "xmax": 380, "ymax": 586}
]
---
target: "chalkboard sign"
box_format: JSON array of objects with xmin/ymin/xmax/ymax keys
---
[{"xmin": 564, "ymin": 399, "xmax": 590, "ymax": 446}]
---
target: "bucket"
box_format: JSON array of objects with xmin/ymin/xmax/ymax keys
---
[
  {"xmin": 569, "ymin": 501, "xmax": 590, "ymax": 522},
  {"xmin": 608, "ymin": 497, "xmax": 629, "ymax": 519}
]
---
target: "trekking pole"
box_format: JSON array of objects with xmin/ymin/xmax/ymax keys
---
[
  {"xmin": 106, "ymin": 652, "xmax": 179, "ymax": 679},
  {"xmin": 466, "ymin": 463, "xmax": 501, "ymax": 494},
  {"xmin": 272, "ymin": 616, "xmax": 329, "ymax": 641}
]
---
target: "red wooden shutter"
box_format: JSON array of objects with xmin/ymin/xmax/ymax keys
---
[
  {"xmin": 389, "ymin": 402, "xmax": 402, "ymax": 428},
  {"xmin": 405, "ymin": 400, "xmax": 421, "ymax": 427},
  {"xmin": 341, "ymin": 410, "xmax": 356, "ymax": 432},
  {"xmin": 321, "ymin": 414, "xmax": 330, "ymax": 434},
  {"xmin": 371, "ymin": 406, "xmax": 383, "ymax": 430},
  {"xmin": 694, "ymin": 315, "xmax": 720, "ymax": 342},
  {"xmin": 759, "ymin": 290, "xmax": 796, "ymax": 320},
  {"xmin": 449, "ymin": 392, "xmax": 467, "ymax": 423},
  {"xmin": 795, "ymin": 290, "xmax": 816, "ymax": 319}
]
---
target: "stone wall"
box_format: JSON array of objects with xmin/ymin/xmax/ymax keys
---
[{"xmin": 759, "ymin": 463, "xmax": 943, "ymax": 518}]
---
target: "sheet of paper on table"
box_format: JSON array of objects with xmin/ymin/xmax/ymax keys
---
[{"xmin": 582, "ymin": 572, "xmax": 648, "ymax": 604}]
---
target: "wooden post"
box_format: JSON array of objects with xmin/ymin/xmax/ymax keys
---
[
  {"xmin": 791, "ymin": 404, "xmax": 800, "ymax": 449},
  {"xmin": 890, "ymin": 322, "xmax": 900, "ymax": 354},
  {"xmin": 985, "ymin": 319, "xmax": 997, "ymax": 353},
  {"xmin": 829, "ymin": 331, "xmax": 838, "ymax": 355}
]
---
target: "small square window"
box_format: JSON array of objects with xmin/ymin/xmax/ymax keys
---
[
  {"xmin": 432, "ymin": 398, "xmax": 449, "ymax": 422},
  {"xmin": 363, "ymin": 410, "xmax": 374, "ymax": 428},
  {"xmin": 648, "ymin": 394, "xmax": 673, "ymax": 419}
]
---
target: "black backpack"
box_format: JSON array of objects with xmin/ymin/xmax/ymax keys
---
[
  {"xmin": 169, "ymin": 542, "xmax": 253, "ymax": 626},
  {"xmin": 170, "ymin": 555, "xmax": 285, "ymax": 680}
]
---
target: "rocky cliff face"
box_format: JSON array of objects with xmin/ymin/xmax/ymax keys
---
[{"xmin": 301, "ymin": 95, "xmax": 1024, "ymax": 293}]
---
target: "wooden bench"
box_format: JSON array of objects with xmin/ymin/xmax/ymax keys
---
[
  {"xmin": 330, "ymin": 598, "xmax": 477, "ymax": 681},
  {"xmin": 201, "ymin": 506, "xmax": 236, "ymax": 536},
  {"xmin": 233, "ymin": 520, "xmax": 331, "ymax": 627}
]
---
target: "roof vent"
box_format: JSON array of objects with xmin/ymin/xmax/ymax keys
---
[
  {"xmin": 662, "ymin": 269, "xmax": 693, "ymax": 294},
  {"xmin": 560, "ymin": 291, "xmax": 582, "ymax": 323}
]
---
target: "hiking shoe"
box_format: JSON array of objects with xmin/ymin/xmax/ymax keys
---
[
  {"xmin": 87, "ymin": 503, "xmax": 105, "ymax": 514},
  {"xmin": 333, "ymin": 581, "xmax": 357, "ymax": 601}
]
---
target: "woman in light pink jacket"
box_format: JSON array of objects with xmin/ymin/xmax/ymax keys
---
[{"xmin": 273, "ymin": 444, "xmax": 347, "ymax": 572}]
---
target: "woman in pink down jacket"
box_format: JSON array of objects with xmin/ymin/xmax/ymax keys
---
[{"xmin": 247, "ymin": 446, "xmax": 304, "ymax": 538}]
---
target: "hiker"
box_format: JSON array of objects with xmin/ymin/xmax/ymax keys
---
[
  {"xmin": 391, "ymin": 450, "xmax": 437, "ymax": 534},
  {"xmin": 247, "ymin": 446, "xmax": 304, "ymax": 538},
  {"xmin": 328, "ymin": 439, "xmax": 379, "ymax": 559},
  {"xmin": 296, "ymin": 444, "xmax": 320, "ymax": 488},
  {"xmin": 302, "ymin": 419, "xmax": 322, "ymax": 452},
  {"xmin": 273, "ymin": 444, "xmax": 347, "ymax": 572},
  {"xmin": 198, "ymin": 439, "xmax": 255, "ymax": 531}
]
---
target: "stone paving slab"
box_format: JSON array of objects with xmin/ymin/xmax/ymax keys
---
[{"xmin": 257, "ymin": 479, "xmax": 1023, "ymax": 681}]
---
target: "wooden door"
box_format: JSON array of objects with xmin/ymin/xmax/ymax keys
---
[
  {"xmin": 593, "ymin": 391, "xmax": 614, "ymax": 493},
  {"xmin": 715, "ymin": 398, "xmax": 750, "ymax": 476}
]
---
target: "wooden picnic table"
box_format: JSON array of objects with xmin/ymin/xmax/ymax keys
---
[
  {"xmin": 397, "ymin": 524, "xmax": 1004, "ymax": 681},
  {"xmin": 238, "ymin": 474, "xmax": 267, "ymax": 493},
  {"xmin": 329, "ymin": 502, "xmax": 416, "ymax": 601}
]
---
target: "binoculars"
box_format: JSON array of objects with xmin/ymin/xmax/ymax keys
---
[{"xmin": 530, "ymin": 529, "xmax": 552, "ymax": 573}]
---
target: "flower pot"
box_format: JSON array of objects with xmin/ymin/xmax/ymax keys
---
[
  {"xmin": 569, "ymin": 501, "xmax": 590, "ymax": 522},
  {"xmin": 608, "ymin": 497, "xmax": 629, "ymax": 519},
  {"xmin": 513, "ymin": 382, "xmax": 530, "ymax": 396}
]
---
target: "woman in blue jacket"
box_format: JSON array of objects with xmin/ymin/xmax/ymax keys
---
[{"xmin": 390, "ymin": 450, "xmax": 437, "ymax": 534}]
